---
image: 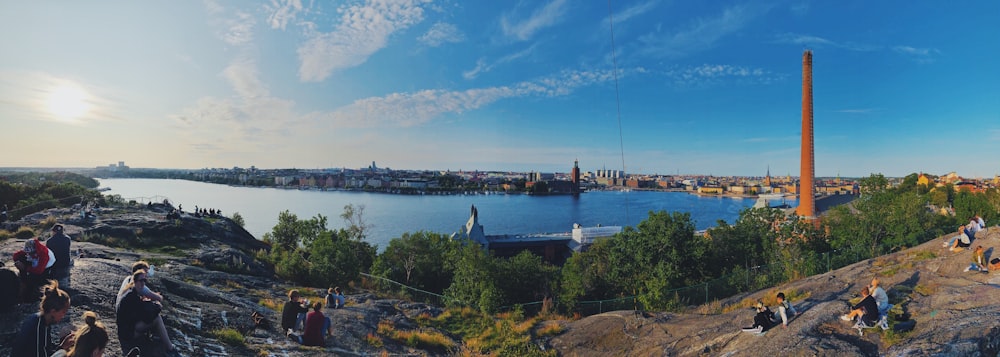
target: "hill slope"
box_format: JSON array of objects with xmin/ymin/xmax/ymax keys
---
[{"xmin": 547, "ymin": 228, "xmax": 1000, "ymax": 356}]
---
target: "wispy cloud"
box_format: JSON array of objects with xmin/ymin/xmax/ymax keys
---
[
  {"xmin": 297, "ymin": 0, "xmax": 428, "ymax": 82},
  {"xmin": 892, "ymin": 45, "xmax": 940, "ymax": 63},
  {"xmin": 500, "ymin": 0, "xmax": 568, "ymax": 41},
  {"xmin": 773, "ymin": 33, "xmax": 878, "ymax": 51},
  {"xmin": 0, "ymin": 70, "xmax": 121, "ymax": 124},
  {"xmin": 220, "ymin": 11, "xmax": 256, "ymax": 45},
  {"xmin": 638, "ymin": 4, "xmax": 766, "ymax": 59},
  {"xmin": 835, "ymin": 108, "xmax": 877, "ymax": 114},
  {"xmin": 316, "ymin": 68, "xmax": 615, "ymax": 128},
  {"xmin": 264, "ymin": 0, "xmax": 303, "ymax": 30},
  {"xmin": 462, "ymin": 44, "xmax": 538, "ymax": 79},
  {"xmin": 665, "ymin": 64, "xmax": 782, "ymax": 86},
  {"xmin": 418, "ymin": 22, "xmax": 465, "ymax": 47},
  {"xmin": 611, "ymin": 0, "xmax": 660, "ymax": 24}
]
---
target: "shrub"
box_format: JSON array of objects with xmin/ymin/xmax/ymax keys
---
[
  {"xmin": 40, "ymin": 216, "xmax": 58, "ymax": 231},
  {"xmin": 366, "ymin": 333, "xmax": 384, "ymax": 348},
  {"xmin": 15, "ymin": 227, "xmax": 35, "ymax": 240},
  {"xmin": 535, "ymin": 321, "xmax": 563, "ymax": 337},
  {"xmin": 211, "ymin": 328, "xmax": 245, "ymax": 347},
  {"xmin": 231, "ymin": 212, "xmax": 246, "ymax": 227},
  {"xmin": 0, "ymin": 229, "xmax": 12, "ymax": 242}
]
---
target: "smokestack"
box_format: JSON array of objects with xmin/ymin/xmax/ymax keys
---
[{"xmin": 797, "ymin": 50, "xmax": 816, "ymax": 218}]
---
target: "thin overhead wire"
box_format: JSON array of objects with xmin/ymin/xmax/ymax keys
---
[{"xmin": 606, "ymin": 0, "xmax": 630, "ymax": 225}]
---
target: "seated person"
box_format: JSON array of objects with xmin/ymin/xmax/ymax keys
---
[
  {"xmin": 326, "ymin": 287, "xmax": 346, "ymax": 309},
  {"xmin": 51, "ymin": 311, "xmax": 110, "ymax": 357},
  {"xmin": 13, "ymin": 238, "xmax": 56, "ymax": 302},
  {"xmin": 840, "ymin": 286, "xmax": 879, "ymax": 325},
  {"xmin": 302, "ymin": 302, "xmax": 332, "ymax": 346},
  {"xmin": 12, "ymin": 281, "xmax": 71, "ymax": 357},
  {"xmin": 741, "ymin": 300, "xmax": 775, "ymax": 333},
  {"xmin": 772, "ymin": 292, "xmax": 797, "ymax": 328},
  {"xmin": 116, "ymin": 261, "xmax": 162, "ymax": 310},
  {"xmin": 967, "ymin": 245, "xmax": 987, "ymax": 272},
  {"xmin": 869, "ymin": 277, "xmax": 890, "ymax": 316},
  {"xmin": 116, "ymin": 270, "xmax": 174, "ymax": 353},
  {"xmin": 948, "ymin": 227, "xmax": 973, "ymax": 252},
  {"xmin": 281, "ymin": 290, "xmax": 310, "ymax": 333}
]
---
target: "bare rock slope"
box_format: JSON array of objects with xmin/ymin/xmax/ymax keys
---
[{"xmin": 548, "ymin": 228, "xmax": 1000, "ymax": 356}]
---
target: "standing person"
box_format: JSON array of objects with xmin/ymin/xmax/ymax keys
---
[
  {"xmin": 301, "ymin": 302, "xmax": 331, "ymax": 347},
  {"xmin": 773, "ymin": 292, "xmax": 797, "ymax": 328},
  {"xmin": 13, "ymin": 238, "xmax": 56, "ymax": 302},
  {"xmin": 47, "ymin": 224, "xmax": 72, "ymax": 287},
  {"xmin": 840, "ymin": 286, "xmax": 879, "ymax": 325},
  {"xmin": 51, "ymin": 311, "xmax": 109, "ymax": 357},
  {"xmin": 12, "ymin": 281, "xmax": 72, "ymax": 357}
]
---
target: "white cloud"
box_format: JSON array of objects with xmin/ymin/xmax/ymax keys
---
[
  {"xmin": 462, "ymin": 44, "xmax": 537, "ymax": 79},
  {"xmin": 203, "ymin": 0, "xmax": 224, "ymax": 14},
  {"xmin": 317, "ymin": 69, "xmax": 615, "ymax": 128},
  {"xmin": 611, "ymin": 0, "xmax": 659, "ymax": 24},
  {"xmin": 500, "ymin": 0, "xmax": 568, "ymax": 41},
  {"xmin": 223, "ymin": 59, "xmax": 268, "ymax": 100},
  {"xmin": 665, "ymin": 64, "xmax": 780, "ymax": 86},
  {"xmin": 893, "ymin": 45, "xmax": 940, "ymax": 63},
  {"xmin": 638, "ymin": 4, "xmax": 764, "ymax": 58},
  {"xmin": 297, "ymin": 0, "xmax": 429, "ymax": 82},
  {"xmin": 774, "ymin": 33, "xmax": 878, "ymax": 51},
  {"xmin": 221, "ymin": 11, "xmax": 256, "ymax": 45},
  {"xmin": 418, "ymin": 22, "xmax": 465, "ymax": 47},
  {"xmin": 265, "ymin": 0, "xmax": 304, "ymax": 30}
]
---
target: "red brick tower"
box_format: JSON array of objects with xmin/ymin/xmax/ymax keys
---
[
  {"xmin": 571, "ymin": 159, "xmax": 581, "ymax": 196},
  {"xmin": 796, "ymin": 50, "xmax": 816, "ymax": 218}
]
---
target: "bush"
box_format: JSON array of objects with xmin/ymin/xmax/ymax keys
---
[
  {"xmin": 231, "ymin": 212, "xmax": 246, "ymax": 227},
  {"xmin": 211, "ymin": 328, "xmax": 245, "ymax": 347},
  {"xmin": 15, "ymin": 227, "xmax": 35, "ymax": 240},
  {"xmin": 0, "ymin": 229, "xmax": 12, "ymax": 242}
]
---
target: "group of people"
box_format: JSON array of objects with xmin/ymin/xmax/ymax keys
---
[
  {"xmin": 946, "ymin": 215, "xmax": 987, "ymax": 252},
  {"xmin": 115, "ymin": 260, "xmax": 174, "ymax": 355},
  {"xmin": 13, "ymin": 224, "xmax": 73, "ymax": 302},
  {"xmin": 281, "ymin": 287, "xmax": 345, "ymax": 347},
  {"xmin": 192, "ymin": 206, "xmax": 222, "ymax": 218},
  {"xmin": 839, "ymin": 277, "xmax": 890, "ymax": 327},
  {"xmin": 741, "ymin": 292, "xmax": 797, "ymax": 333},
  {"xmin": 12, "ymin": 280, "xmax": 109, "ymax": 357}
]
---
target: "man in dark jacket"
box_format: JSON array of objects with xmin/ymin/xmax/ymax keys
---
[
  {"xmin": 46, "ymin": 224, "xmax": 71, "ymax": 285},
  {"xmin": 742, "ymin": 300, "xmax": 775, "ymax": 333}
]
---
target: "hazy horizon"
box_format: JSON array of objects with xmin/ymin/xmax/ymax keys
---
[{"xmin": 2, "ymin": 1, "xmax": 997, "ymax": 177}]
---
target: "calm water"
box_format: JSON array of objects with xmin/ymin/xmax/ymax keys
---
[{"xmin": 97, "ymin": 178, "xmax": 797, "ymax": 250}]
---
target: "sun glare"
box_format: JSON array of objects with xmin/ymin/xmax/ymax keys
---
[{"xmin": 46, "ymin": 83, "xmax": 91, "ymax": 120}]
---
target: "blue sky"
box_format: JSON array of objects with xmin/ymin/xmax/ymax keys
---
[{"xmin": 1, "ymin": 0, "xmax": 997, "ymax": 177}]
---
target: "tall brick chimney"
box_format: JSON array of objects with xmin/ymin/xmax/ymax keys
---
[{"xmin": 796, "ymin": 50, "xmax": 816, "ymax": 218}]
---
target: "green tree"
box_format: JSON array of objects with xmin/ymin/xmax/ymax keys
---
[
  {"xmin": 263, "ymin": 210, "xmax": 301, "ymax": 250},
  {"xmin": 371, "ymin": 231, "xmax": 460, "ymax": 294},
  {"xmin": 230, "ymin": 212, "xmax": 246, "ymax": 227},
  {"xmin": 340, "ymin": 204, "xmax": 372, "ymax": 241},
  {"xmin": 493, "ymin": 251, "xmax": 560, "ymax": 306},
  {"xmin": 444, "ymin": 242, "xmax": 499, "ymax": 313}
]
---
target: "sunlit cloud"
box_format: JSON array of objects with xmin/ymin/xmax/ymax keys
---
[
  {"xmin": 500, "ymin": 0, "xmax": 568, "ymax": 41},
  {"xmin": 638, "ymin": 4, "xmax": 767, "ymax": 58},
  {"xmin": 0, "ymin": 71, "xmax": 120, "ymax": 124},
  {"xmin": 264, "ymin": 0, "xmax": 303, "ymax": 30},
  {"xmin": 418, "ymin": 22, "xmax": 465, "ymax": 47},
  {"xmin": 219, "ymin": 11, "xmax": 256, "ymax": 45},
  {"xmin": 297, "ymin": 0, "xmax": 429, "ymax": 82},
  {"xmin": 773, "ymin": 33, "xmax": 878, "ymax": 51},
  {"xmin": 462, "ymin": 44, "xmax": 538, "ymax": 79}
]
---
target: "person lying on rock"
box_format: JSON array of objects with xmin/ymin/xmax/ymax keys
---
[
  {"xmin": 772, "ymin": 292, "xmax": 797, "ymax": 328},
  {"xmin": 741, "ymin": 300, "xmax": 775, "ymax": 333},
  {"xmin": 840, "ymin": 286, "xmax": 878, "ymax": 325},
  {"xmin": 12, "ymin": 280, "xmax": 72, "ymax": 357}
]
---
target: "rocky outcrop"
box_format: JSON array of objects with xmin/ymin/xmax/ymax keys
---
[
  {"xmin": 547, "ymin": 228, "xmax": 1000, "ymax": 356},
  {"xmin": 0, "ymin": 207, "xmax": 458, "ymax": 357}
]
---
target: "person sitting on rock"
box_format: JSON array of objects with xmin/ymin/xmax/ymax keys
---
[
  {"xmin": 281, "ymin": 289, "xmax": 310, "ymax": 333},
  {"xmin": 951, "ymin": 217, "xmax": 982, "ymax": 252},
  {"xmin": 840, "ymin": 286, "xmax": 879, "ymax": 325},
  {"xmin": 51, "ymin": 311, "xmax": 110, "ymax": 357},
  {"xmin": 116, "ymin": 269, "xmax": 174, "ymax": 354},
  {"xmin": 868, "ymin": 277, "xmax": 890, "ymax": 316},
  {"xmin": 13, "ymin": 238, "xmax": 56, "ymax": 302},
  {"xmin": 772, "ymin": 292, "xmax": 797, "ymax": 328},
  {"xmin": 326, "ymin": 287, "xmax": 346, "ymax": 309},
  {"xmin": 116, "ymin": 261, "xmax": 162, "ymax": 310},
  {"xmin": 948, "ymin": 225, "xmax": 974, "ymax": 252},
  {"xmin": 12, "ymin": 280, "xmax": 72, "ymax": 357},
  {"xmin": 302, "ymin": 301, "xmax": 331, "ymax": 346},
  {"xmin": 741, "ymin": 300, "xmax": 774, "ymax": 333},
  {"xmin": 966, "ymin": 245, "xmax": 987, "ymax": 272},
  {"xmin": 46, "ymin": 224, "xmax": 72, "ymax": 287}
]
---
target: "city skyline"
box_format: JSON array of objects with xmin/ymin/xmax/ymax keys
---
[{"xmin": 1, "ymin": 1, "xmax": 998, "ymax": 177}]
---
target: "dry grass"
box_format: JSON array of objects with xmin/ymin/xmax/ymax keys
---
[
  {"xmin": 366, "ymin": 333, "xmax": 384, "ymax": 348},
  {"xmin": 534, "ymin": 321, "xmax": 563, "ymax": 337},
  {"xmin": 377, "ymin": 319, "xmax": 455, "ymax": 350},
  {"xmin": 914, "ymin": 283, "xmax": 937, "ymax": 296},
  {"xmin": 259, "ymin": 298, "xmax": 283, "ymax": 311}
]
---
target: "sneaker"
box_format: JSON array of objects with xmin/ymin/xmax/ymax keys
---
[
  {"xmin": 840, "ymin": 314, "xmax": 851, "ymax": 321},
  {"xmin": 965, "ymin": 266, "xmax": 972, "ymax": 272}
]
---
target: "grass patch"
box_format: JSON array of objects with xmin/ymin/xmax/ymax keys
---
[
  {"xmin": 914, "ymin": 283, "xmax": 937, "ymax": 296},
  {"xmin": 211, "ymin": 328, "xmax": 245, "ymax": 347},
  {"xmin": 912, "ymin": 251, "xmax": 937, "ymax": 261},
  {"xmin": 40, "ymin": 216, "xmax": 58, "ymax": 231},
  {"xmin": 366, "ymin": 333, "xmax": 384, "ymax": 348},
  {"xmin": 0, "ymin": 229, "xmax": 12, "ymax": 242},
  {"xmin": 15, "ymin": 226, "xmax": 35, "ymax": 240},
  {"xmin": 534, "ymin": 321, "xmax": 563, "ymax": 337},
  {"xmin": 259, "ymin": 298, "xmax": 283, "ymax": 311},
  {"xmin": 377, "ymin": 320, "xmax": 455, "ymax": 351},
  {"xmin": 422, "ymin": 307, "xmax": 491, "ymax": 340}
]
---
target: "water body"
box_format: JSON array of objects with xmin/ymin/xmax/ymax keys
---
[{"xmin": 97, "ymin": 178, "xmax": 798, "ymax": 250}]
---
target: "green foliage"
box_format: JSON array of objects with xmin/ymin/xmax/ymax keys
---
[
  {"xmin": 371, "ymin": 231, "xmax": 461, "ymax": 295},
  {"xmin": 211, "ymin": 328, "xmax": 245, "ymax": 347},
  {"xmin": 953, "ymin": 191, "xmax": 996, "ymax": 224},
  {"xmin": 824, "ymin": 187, "xmax": 940, "ymax": 258},
  {"xmin": 230, "ymin": 212, "xmax": 246, "ymax": 227},
  {"xmin": 444, "ymin": 242, "xmax": 498, "ymax": 313}
]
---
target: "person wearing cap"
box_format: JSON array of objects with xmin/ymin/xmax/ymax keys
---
[
  {"xmin": 13, "ymin": 238, "xmax": 56, "ymax": 302},
  {"xmin": 46, "ymin": 224, "xmax": 72, "ymax": 286}
]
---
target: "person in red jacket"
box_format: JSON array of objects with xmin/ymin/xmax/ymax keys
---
[
  {"xmin": 301, "ymin": 302, "xmax": 331, "ymax": 347},
  {"xmin": 13, "ymin": 238, "xmax": 56, "ymax": 302}
]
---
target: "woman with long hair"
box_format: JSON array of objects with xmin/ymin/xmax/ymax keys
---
[{"xmin": 12, "ymin": 280, "xmax": 72, "ymax": 357}]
